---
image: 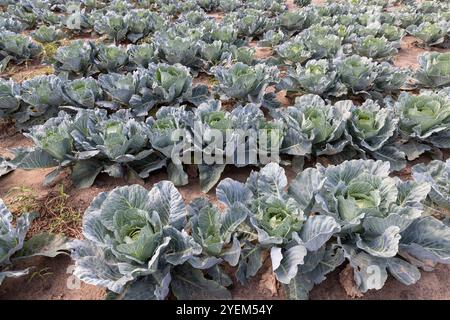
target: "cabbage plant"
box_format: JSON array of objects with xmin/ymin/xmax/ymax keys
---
[
  {"xmin": 334, "ymin": 23, "xmax": 358, "ymax": 44},
  {"xmin": 187, "ymin": 197, "xmax": 247, "ymax": 273},
  {"xmin": 218, "ymin": 0, "xmax": 241, "ymax": 12},
  {"xmin": 213, "ymin": 62, "xmax": 278, "ymax": 104},
  {"xmin": 0, "ymin": 31, "xmax": 42, "ymax": 71},
  {"xmin": 18, "ymin": 109, "xmax": 165, "ymax": 188},
  {"xmin": 0, "ymin": 79, "xmax": 21, "ymax": 117},
  {"xmin": 53, "ymin": 40, "xmax": 95, "ymax": 79},
  {"xmin": 93, "ymin": 44, "xmax": 129, "ymax": 74},
  {"xmin": 144, "ymin": 63, "xmax": 210, "ymax": 107},
  {"xmin": 274, "ymin": 36, "xmax": 311, "ymax": 65},
  {"xmin": 199, "ymin": 40, "xmax": 231, "ymax": 71},
  {"xmin": 31, "ymin": 25, "xmax": 65, "ymax": 44},
  {"xmin": 301, "ymin": 26, "xmax": 342, "ymax": 60},
  {"xmin": 217, "ymin": 162, "xmax": 342, "ymax": 298},
  {"xmin": 209, "ymin": 23, "xmax": 240, "ymax": 45},
  {"xmin": 14, "ymin": 75, "xmax": 64, "ymax": 129},
  {"xmin": 235, "ymin": 9, "xmax": 271, "ymax": 38},
  {"xmin": 93, "ymin": 12, "xmax": 128, "ymax": 43},
  {"xmin": 97, "ymin": 72, "xmax": 143, "ymax": 111},
  {"xmin": 178, "ymin": 11, "xmax": 208, "ymax": 25},
  {"xmin": 157, "ymin": 0, "xmax": 199, "ymax": 15},
  {"xmin": 61, "ymin": 77, "xmax": 104, "ymax": 109},
  {"xmin": 372, "ymin": 62, "xmax": 409, "ymax": 95},
  {"xmin": 0, "ymin": 156, "xmax": 16, "ymax": 178},
  {"xmin": 258, "ymin": 30, "xmax": 286, "ymax": 47},
  {"xmin": 230, "ymin": 46, "xmax": 256, "ymax": 65},
  {"xmin": 274, "ymin": 94, "xmax": 352, "ymax": 157},
  {"xmin": 146, "ymin": 106, "xmax": 192, "ymax": 186},
  {"xmin": 353, "ymin": 35, "xmax": 398, "ymax": 60},
  {"xmin": 278, "ymin": 59, "xmax": 347, "ymax": 98},
  {"xmin": 97, "ymin": 65, "xmax": 208, "ymax": 114},
  {"xmin": 155, "ymin": 33, "xmax": 203, "ymax": 71},
  {"xmin": 70, "ymin": 183, "xmax": 232, "ymax": 299},
  {"xmin": 333, "ymin": 55, "xmax": 407, "ymax": 98},
  {"xmin": 394, "ymin": 9, "xmax": 422, "ymax": 29},
  {"xmin": 295, "ymin": 0, "xmax": 311, "ymax": 6},
  {"xmin": 415, "ymin": 52, "xmax": 450, "ymax": 88},
  {"xmin": 378, "ymin": 23, "xmax": 405, "ymax": 42},
  {"xmin": 412, "ymin": 159, "xmax": 450, "ymax": 211},
  {"xmin": 245, "ymin": 0, "xmax": 285, "ymax": 13},
  {"xmin": 406, "ymin": 21, "xmax": 450, "ymax": 47},
  {"xmin": 315, "ymin": 159, "xmax": 450, "ymax": 293},
  {"xmin": 348, "ymin": 99, "xmax": 405, "ymax": 171},
  {"xmin": 394, "ymin": 90, "xmax": 450, "ymax": 159},
  {"xmin": 197, "ymin": 0, "xmax": 219, "ymax": 11},
  {"xmin": 148, "ymin": 99, "xmax": 281, "ymax": 192},
  {"xmin": 64, "ymin": 8, "xmax": 93, "ymax": 33},
  {"xmin": 188, "ymin": 100, "xmax": 265, "ymax": 192},
  {"xmin": 127, "ymin": 43, "xmax": 158, "ymax": 69},
  {"xmin": 0, "ymin": 16, "xmax": 26, "ymax": 33},
  {"xmin": 278, "ymin": 10, "xmax": 311, "ymax": 34},
  {"xmin": 0, "ymin": 199, "xmax": 68, "ymax": 286},
  {"xmin": 125, "ymin": 10, "xmax": 163, "ymax": 43},
  {"xmin": 6, "ymin": 6, "xmax": 37, "ymax": 30},
  {"xmin": 354, "ymin": 20, "xmax": 382, "ymax": 38},
  {"xmin": 336, "ymin": 55, "xmax": 378, "ymax": 94}
]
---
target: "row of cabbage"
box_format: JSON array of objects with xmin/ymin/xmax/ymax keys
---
[
  {"xmin": 2, "ymin": 47, "xmax": 450, "ymax": 128},
  {"xmin": 1, "ymin": 0, "xmax": 449, "ymax": 44},
  {"xmin": 1, "ymin": 0, "xmax": 449, "ymax": 71},
  {"xmin": 2, "ymin": 158, "xmax": 450, "ymax": 299},
  {"xmin": 1, "ymin": 86, "xmax": 449, "ymax": 192}
]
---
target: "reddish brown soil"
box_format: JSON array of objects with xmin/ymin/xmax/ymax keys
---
[
  {"xmin": 193, "ymin": 72, "xmax": 216, "ymax": 88},
  {"xmin": 0, "ymin": 61, "xmax": 54, "ymax": 83},
  {"xmin": 0, "ymin": 120, "xmax": 19, "ymax": 141},
  {"xmin": 0, "ymin": 255, "xmax": 105, "ymax": 300},
  {"xmin": 206, "ymin": 12, "xmax": 223, "ymax": 22},
  {"xmin": 394, "ymin": 36, "xmax": 428, "ymax": 70},
  {"xmin": 250, "ymin": 40, "xmax": 274, "ymax": 60},
  {"xmin": 0, "ymin": 133, "xmax": 33, "ymax": 155},
  {"xmin": 394, "ymin": 36, "xmax": 450, "ymax": 70},
  {"xmin": 310, "ymin": 264, "xmax": 450, "ymax": 300}
]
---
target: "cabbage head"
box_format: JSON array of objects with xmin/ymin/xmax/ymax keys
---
[
  {"xmin": 275, "ymin": 94, "xmax": 352, "ymax": 156},
  {"xmin": 315, "ymin": 159, "xmax": 450, "ymax": 293}
]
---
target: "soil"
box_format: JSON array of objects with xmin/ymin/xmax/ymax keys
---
[
  {"xmin": 0, "ymin": 132, "xmax": 33, "ymax": 155},
  {"xmin": 393, "ymin": 36, "xmax": 450, "ymax": 70},
  {"xmin": 0, "ymin": 255, "xmax": 105, "ymax": 300},
  {"xmin": 0, "ymin": 0, "xmax": 449, "ymax": 301},
  {"xmin": 393, "ymin": 36, "xmax": 426, "ymax": 70},
  {"xmin": 1, "ymin": 61, "xmax": 54, "ymax": 83},
  {"xmin": 310, "ymin": 264, "xmax": 450, "ymax": 300},
  {"xmin": 206, "ymin": 12, "xmax": 223, "ymax": 22},
  {"xmin": 250, "ymin": 40, "xmax": 274, "ymax": 60}
]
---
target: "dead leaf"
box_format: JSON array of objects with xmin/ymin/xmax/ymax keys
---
[
  {"xmin": 259, "ymin": 269, "xmax": 278, "ymax": 297},
  {"xmin": 339, "ymin": 263, "xmax": 364, "ymax": 298}
]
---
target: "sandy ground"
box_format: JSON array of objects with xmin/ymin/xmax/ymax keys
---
[
  {"xmin": 2, "ymin": 64, "xmax": 54, "ymax": 83},
  {"xmin": 393, "ymin": 36, "xmax": 450, "ymax": 70},
  {"xmin": 1, "ymin": 0, "xmax": 450, "ymax": 300}
]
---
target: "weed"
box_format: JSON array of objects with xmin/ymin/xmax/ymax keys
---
[
  {"xmin": 5, "ymin": 184, "xmax": 83, "ymax": 238},
  {"xmin": 27, "ymin": 267, "xmax": 53, "ymax": 283},
  {"xmin": 42, "ymin": 42, "xmax": 59, "ymax": 61},
  {"xmin": 5, "ymin": 186, "xmax": 38, "ymax": 214},
  {"xmin": 43, "ymin": 185, "xmax": 82, "ymax": 237}
]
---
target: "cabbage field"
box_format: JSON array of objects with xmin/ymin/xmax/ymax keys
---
[{"xmin": 0, "ymin": 0, "xmax": 450, "ymax": 301}]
